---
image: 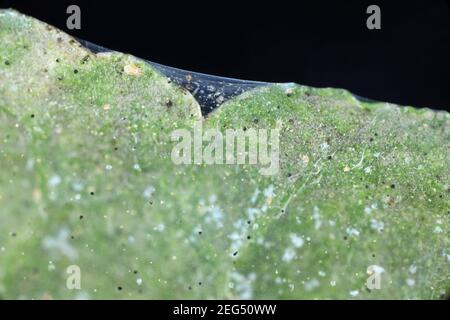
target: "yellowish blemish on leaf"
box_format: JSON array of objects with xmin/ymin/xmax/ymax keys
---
[
  {"xmin": 32, "ymin": 188, "xmax": 42, "ymax": 202},
  {"xmin": 301, "ymin": 154, "xmax": 310, "ymax": 165},
  {"xmin": 124, "ymin": 63, "xmax": 142, "ymax": 76}
]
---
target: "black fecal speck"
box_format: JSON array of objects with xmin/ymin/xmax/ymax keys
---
[
  {"xmin": 166, "ymin": 100, "xmax": 173, "ymax": 108},
  {"xmin": 4, "ymin": 61, "xmax": 10, "ymax": 66}
]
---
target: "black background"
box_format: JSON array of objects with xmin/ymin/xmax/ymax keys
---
[
  {"xmin": 1, "ymin": 0, "xmax": 449, "ymax": 111},
  {"xmin": 0, "ymin": 300, "xmax": 447, "ymax": 318}
]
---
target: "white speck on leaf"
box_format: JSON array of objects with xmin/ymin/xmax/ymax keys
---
[
  {"xmin": 290, "ymin": 233, "xmax": 304, "ymax": 248},
  {"xmin": 370, "ymin": 219, "xmax": 384, "ymax": 232},
  {"xmin": 48, "ymin": 175, "xmax": 61, "ymax": 187},
  {"xmin": 406, "ymin": 278, "xmax": 415, "ymax": 287},
  {"xmin": 304, "ymin": 279, "xmax": 320, "ymax": 291},
  {"xmin": 143, "ymin": 186, "xmax": 155, "ymax": 199},
  {"xmin": 346, "ymin": 227, "xmax": 360, "ymax": 237},
  {"xmin": 349, "ymin": 290, "xmax": 359, "ymax": 297},
  {"xmin": 282, "ymin": 247, "xmax": 296, "ymax": 263},
  {"xmin": 43, "ymin": 228, "xmax": 78, "ymax": 260},
  {"xmin": 409, "ymin": 265, "xmax": 417, "ymax": 274}
]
